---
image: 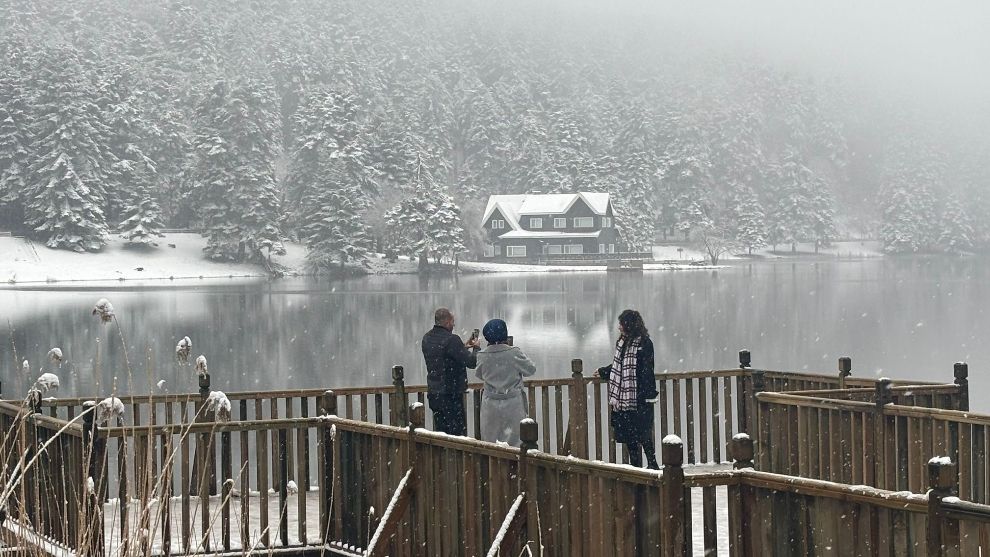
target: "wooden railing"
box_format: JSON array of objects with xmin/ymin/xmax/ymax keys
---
[
  {"xmin": 2, "ymin": 370, "xmax": 989, "ymax": 556},
  {"xmin": 751, "ymin": 363, "xmax": 980, "ymax": 499},
  {"xmin": 19, "ymin": 350, "xmax": 855, "ymax": 470}
]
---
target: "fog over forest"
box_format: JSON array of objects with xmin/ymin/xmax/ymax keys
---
[{"xmin": 1, "ymin": 0, "xmax": 987, "ymax": 267}]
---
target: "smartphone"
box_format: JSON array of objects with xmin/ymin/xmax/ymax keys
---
[
  {"xmin": 471, "ymin": 328, "xmax": 480, "ymax": 342},
  {"xmin": 506, "ymin": 335, "xmax": 513, "ymax": 346}
]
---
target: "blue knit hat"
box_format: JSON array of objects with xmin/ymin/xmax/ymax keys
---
[{"xmin": 482, "ymin": 319, "xmax": 508, "ymax": 343}]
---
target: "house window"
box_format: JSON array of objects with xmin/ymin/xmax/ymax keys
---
[
  {"xmin": 506, "ymin": 246, "xmax": 527, "ymax": 257},
  {"xmin": 491, "ymin": 219, "xmax": 505, "ymax": 230},
  {"xmin": 564, "ymin": 245, "xmax": 583, "ymax": 255},
  {"xmin": 609, "ymin": 244, "xmax": 616, "ymax": 254},
  {"xmin": 599, "ymin": 244, "xmax": 606, "ymax": 254},
  {"xmin": 573, "ymin": 217, "xmax": 594, "ymax": 228},
  {"xmin": 484, "ymin": 245, "xmax": 495, "ymax": 257},
  {"xmin": 530, "ymin": 217, "xmax": 543, "ymax": 229},
  {"xmin": 553, "ymin": 218, "xmax": 567, "ymax": 229},
  {"xmin": 495, "ymin": 245, "xmax": 502, "ymax": 255},
  {"xmin": 548, "ymin": 245, "xmax": 563, "ymax": 255},
  {"xmin": 602, "ymin": 217, "xmax": 612, "ymax": 228}
]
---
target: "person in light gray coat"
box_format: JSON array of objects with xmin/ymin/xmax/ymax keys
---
[{"xmin": 475, "ymin": 319, "xmax": 536, "ymax": 446}]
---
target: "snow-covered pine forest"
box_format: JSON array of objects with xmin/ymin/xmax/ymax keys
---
[{"xmin": 0, "ymin": 0, "xmax": 986, "ymax": 266}]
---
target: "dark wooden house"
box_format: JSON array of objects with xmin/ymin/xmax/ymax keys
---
[{"xmin": 480, "ymin": 192, "xmax": 623, "ymax": 262}]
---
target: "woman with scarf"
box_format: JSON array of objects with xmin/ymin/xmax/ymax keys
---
[
  {"xmin": 475, "ymin": 319, "xmax": 537, "ymax": 446},
  {"xmin": 597, "ymin": 309, "xmax": 660, "ymax": 469}
]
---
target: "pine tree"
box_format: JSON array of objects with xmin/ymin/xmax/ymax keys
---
[
  {"xmin": 427, "ymin": 196, "xmax": 466, "ymax": 264},
  {"xmin": 300, "ymin": 186, "xmax": 372, "ymax": 270},
  {"xmin": 23, "ymin": 48, "xmax": 111, "ymax": 251},
  {"xmin": 384, "ymin": 161, "xmax": 465, "ymax": 265},
  {"xmin": 118, "ymin": 188, "xmax": 166, "ymax": 245},
  {"xmin": 99, "ymin": 70, "xmax": 165, "ymax": 244},
  {"xmin": 878, "ymin": 141, "xmax": 942, "ymax": 254},
  {"xmin": 765, "ymin": 149, "xmax": 834, "ymax": 252},
  {"xmin": 937, "ymin": 194, "xmax": 974, "ymax": 254},
  {"xmin": 878, "ymin": 180, "xmax": 937, "ymax": 254},
  {"xmin": 189, "ymin": 78, "xmax": 284, "ymax": 262},
  {"xmin": 731, "ymin": 186, "xmax": 767, "ymax": 254},
  {"xmin": 0, "ymin": 103, "xmax": 29, "ymax": 231},
  {"xmin": 287, "ymin": 90, "xmax": 377, "ymax": 267}
]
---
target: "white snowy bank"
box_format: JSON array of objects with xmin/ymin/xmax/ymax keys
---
[
  {"xmin": 0, "ymin": 233, "xmax": 308, "ymax": 286},
  {"xmin": 459, "ymin": 260, "xmax": 720, "ymax": 273},
  {"xmin": 0, "ymin": 234, "xmax": 885, "ymax": 287}
]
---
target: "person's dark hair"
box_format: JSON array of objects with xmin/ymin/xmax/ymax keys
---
[
  {"xmin": 434, "ymin": 307, "xmax": 453, "ymax": 326},
  {"xmin": 618, "ymin": 309, "xmax": 648, "ymax": 339}
]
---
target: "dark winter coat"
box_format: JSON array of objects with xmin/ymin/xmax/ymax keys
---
[
  {"xmin": 422, "ymin": 325, "xmax": 478, "ymax": 396},
  {"xmin": 597, "ymin": 335, "xmax": 658, "ymax": 444}
]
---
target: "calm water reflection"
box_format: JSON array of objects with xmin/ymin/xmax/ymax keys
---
[{"xmin": 1, "ymin": 258, "xmax": 988, "ymax": 409}]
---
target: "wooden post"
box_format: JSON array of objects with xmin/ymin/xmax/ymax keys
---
[
  {"xmin": 729, "ymin": 433, "xmax": 755, "ymax": 556},
  {"xmin": 407, "ymin": 402, "xmax": 426, "ymax": 553},
  {"xmin": 738, "ymin": 350, "xmax": 752, "ymax": 434},
  {"xmin": 81, "ymin": 400, "xmax": 105, "ymax": 557},
  {"xmin": 730, "ymin": 433, "xmax": 755, "ymax": 470},
  {"xmin": 838, "ymin": 357, "xmax": 852, "ymax": 390},
  {"xmin": 318, "ymin": 390, "xmax": 336, "ymax": 545},
  {"xmin": 568, "ymin": 359, "xmax": 589, "ymax": 459},
  {"xmin": 392, "ymin": 365, "xmax": 407, "ymax": 427},
  {"xmin": 954, "ymin": 362, "xmax": 969, "ymax": 411},
  {"xmin": 927, "ymin": 457, "xmax": 960, "ymax": 556},
  {"xmin": 520, "ymin": 418, "xmax": 539, "ymax": 554},
  {"xmin": 661, "ymin": 435, "xmax": 686, "ymax": 557},
  {"xmin": 872, "ymin": 378, "xmax": 892, "ymax": 489},
  {"xmin": 749, "ymin": 364, "xmax": 767, "ymax": 470}
]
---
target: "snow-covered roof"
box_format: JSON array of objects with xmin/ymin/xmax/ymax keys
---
[
  {"xmin": 482, "ymin": 195, "xmax": 528, "ymax": 230},
  {"xmin": 482, "ymin": 192, "xmax": 611, "ymax": 228},
  {"xmin": 498, "ymin": 230, "xmax": 603, "ymax": 239}
]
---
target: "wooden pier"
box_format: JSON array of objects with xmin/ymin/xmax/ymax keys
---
[{"xmin": 1, "ymin": 352, "xmax": 989, "ymax": 555}]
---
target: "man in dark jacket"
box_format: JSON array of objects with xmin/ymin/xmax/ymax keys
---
[{"xmin": 422, "ymin": 307, "xmax": 479, "ymax": 435}]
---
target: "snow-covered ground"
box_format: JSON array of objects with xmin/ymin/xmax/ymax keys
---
[
  {"xmin": 0, "ymin": 233, "xmax": 308, "ymax": 286},
  {"xmin": 653, "ymin": 240, "xmax": 884, "ymax": 262},
  {"xmin": 0, "ymin": 234, "xmax": 884, "ymax": 287},
  {"xmin": 460, "ymin": 260, "xmax": 719, "ymax": 273}
]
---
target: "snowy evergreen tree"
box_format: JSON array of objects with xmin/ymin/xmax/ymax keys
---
[
  {"xmin": 878, "ymin": 142, "xmax": 942, "ymax": 254},
  {"xmin": 384, "ymin": 161, "xmax": 466, "ymax": 265},
  {"xmin": 731, "ymin": 186, "xmax": 767, "ymax": 254},
  {"xmin": 427, "ymin": 196, "xmax": 467, "ymax": 264},
  {"xmin": 765, "ymin": 149, "xmax": 835, "ymax": 252},
  {"xmin": 99, "ymin": 71, "xmax": 165, "ymax": 244},
  {"xmin": 0, "ymin": 103, "xmax": 29, "ymax": 231},
  {"xmin": 23, "ymin": 48, "xmax": 111, "ymax": 251},
  {"xmin": 300, "ymin": 185, "xmax": 373, "ymax": 270},
  {"xmin": 189, "ymin": 78, "xmax": 284, "ymax": 262},
  {"xmin": 937, "ymin": 195, "xmax": 974, "ymax": 254},
  {"xmin": 118, "ymin": 188, "xmax": 165, "ymax": 245},
  {"xmin": 878, "ymin": 181, "xmax": 937, "ymax": 254},
  {"xmin": 287, "ymin": 90, "xmax": 377, "ymax": 267}
]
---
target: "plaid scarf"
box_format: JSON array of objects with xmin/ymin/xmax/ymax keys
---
[{"xmin": 608, "ymin": 336, "xmax": 640, "ymax": 411}]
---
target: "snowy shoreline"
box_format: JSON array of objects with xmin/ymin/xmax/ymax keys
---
[{"xmin": 0, "ymin": 234, "xmax": 885, "ymax": 289}]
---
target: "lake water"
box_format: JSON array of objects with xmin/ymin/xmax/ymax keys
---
[{"xmin": 2, "ymin": 257, "xmax": 988, "ymax": 410}]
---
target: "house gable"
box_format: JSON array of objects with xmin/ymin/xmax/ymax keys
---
[{"xmin": 484, "ymin": 207, "xmax": 512, "ymax": 236}]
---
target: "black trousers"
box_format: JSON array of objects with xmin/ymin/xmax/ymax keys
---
[{"xmin": 428, "ymin": 392, "xmax": 467, "ymax": 436}]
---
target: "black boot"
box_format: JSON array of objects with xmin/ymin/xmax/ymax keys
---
[
  {"xmin": 627, "ymin": 442, "xmax": 643, "ymax": 467},
  {"xmin": 643, "ymin": 439, "xmax": 660, "ymax": 470}
]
